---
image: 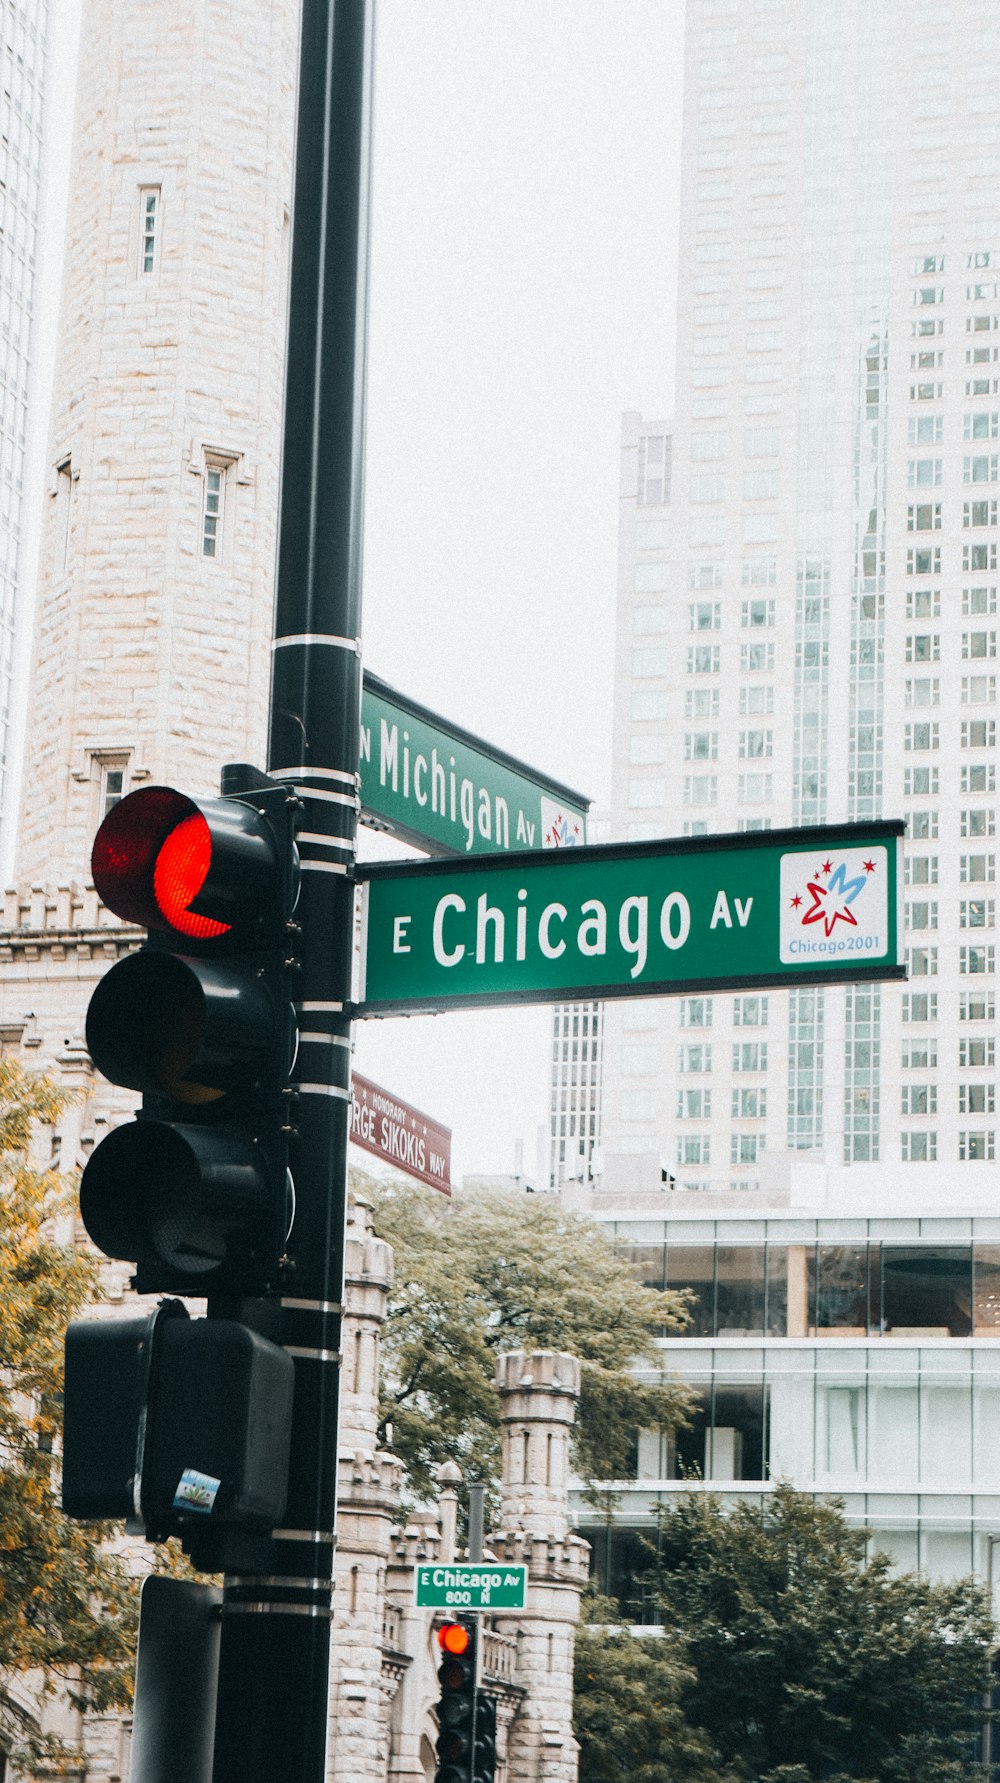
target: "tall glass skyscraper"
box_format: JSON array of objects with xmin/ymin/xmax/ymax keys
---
[{"xmin": 601, "ymin": 0, "xmax": 1000, "ymax": 1190}]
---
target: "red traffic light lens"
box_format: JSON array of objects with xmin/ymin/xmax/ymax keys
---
[
  {"xmin": 438, "ymin": 1622, "xmax": 471, "ymax": 1656},
  {"xmin": 153, "ymin": 812, "xmax": 229, "ymax": 939}
]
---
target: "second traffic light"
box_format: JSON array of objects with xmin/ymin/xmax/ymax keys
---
[
  {"xmin": 435, "ymin": 1620, "xmax": 477, "ymax": 1783},
  {"xmin": 81, "ymin": 767, "xmax": 301, "ymax": 1297}
]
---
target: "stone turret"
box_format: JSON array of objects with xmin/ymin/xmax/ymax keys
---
[
  {"xmin": 490, "ymin": 1351, "xmax": 590, "ymax": 1783},
  {"xmin": 327, "ymin": 1199, "xmax": 404, "ymax": 1783}
]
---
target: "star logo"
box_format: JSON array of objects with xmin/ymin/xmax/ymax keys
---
[{"xmin": 800, "ymin": 860, "xmax": 869, "ymax": 937}]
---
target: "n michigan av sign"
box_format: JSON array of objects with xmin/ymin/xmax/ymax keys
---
[{"xmin": 356, "ymin": 822, "xmax": 904, "ymax": 1017}]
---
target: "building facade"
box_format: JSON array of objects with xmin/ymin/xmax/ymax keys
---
[
  {"xmin": 0, "ymin": 0, "xmax": 80, "ymax": 874},
  {"xmin": 568, "ymin": 1162, "xmax": 1000, "ymax": 1615},
  {"xmin": 602, "ymin": 0, "xmax": 1000, "ymax": 1187},
  {"xmin": 570, "ymin": 0, "xmax": 1000, "ymax": 1624}
]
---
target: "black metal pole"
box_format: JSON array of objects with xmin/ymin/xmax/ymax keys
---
[{"xmin": 210, "ymin": 2, "xmax": 374, "ymax": 1778}]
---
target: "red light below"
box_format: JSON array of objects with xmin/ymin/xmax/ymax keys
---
[
  {"xmin": 153, "ymin": 813, "xmax": 231, "ymax": 940},
  {"xmin": 438, "ymin": 1622, "xmax": 471, "ymax": 1656}
]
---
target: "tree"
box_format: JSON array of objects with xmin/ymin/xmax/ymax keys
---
[
  {"xmin": 359, "ymin": 1172, "xmax": 693, "ymax": 1507},
  {"xmin": 651, "ymin": 1485, "xmax": 994, "ymax": 1783},
  {"xmin": 573, "ymin": 1590, "xmax": 733, "ymax": 1783},
  {"xmin": 0, "ymin": 1060, "xmax": 139, "ymax": 1767}
]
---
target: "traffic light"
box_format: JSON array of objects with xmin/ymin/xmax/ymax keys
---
[
  {"xmin": 435, "ymin": 1619, "xmax": 478, "ymax": 1783},
  {"xmin": 62, "ymin": 1299, "xmax": 294, "ymax": 1572},
  {"xmin": 473, "ymin": 1692, "xmax": 497, "ymax": 1783},
  {"xmin": 80, "ymin": 766, "xmax": 301, "ymax": 1297}
]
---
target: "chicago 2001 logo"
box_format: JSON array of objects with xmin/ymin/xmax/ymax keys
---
[{"xmin": 779, "ymin": 845, "xmax": 888, "ymax": 963}]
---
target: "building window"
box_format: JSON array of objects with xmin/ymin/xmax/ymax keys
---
[
  {"xmin": 97, "ymin": 757, "xmax": 130, "ymax": 820},
  {"xmin": 903, "ymin": 992, "xmax": 938, "ymax": 1022},
  {"xmin": 964, "ymin": 584, "xmax": 997, "ymax": 614},
  {"xmin": 684, "ymin": 731, "xmax": 718, "ymax": 762},
  {"xmin": 960, "ymin": 1083, "xmax": 996, "ymax": 1113},
  {"xmin": 680, "ymin": 998, "xmax": 713, "ymax": 1029},
  {"xmin": 739, "ymin": 729, "xmax": 772, "ymax": 758},
  {"xmin": 689, "ymin": 602, "xmax": 721, "ymax": 630},
  {"xmin": 959, "ymin": 1131, "xmax": 995, "ymax": 1161},
  {"xmin": 202, "ymin": 462, "xmax": 225, "ymax": 558},
  {"xmin": 962, "ymin": 675, "xmax": 997, "ymax": 703},
  {"xmin": 684, "ymin": 775, "xmax": 718, "ymax": 806},
  {"xmin": 687, "ymin": 645, "xmax": 720, "ymax": 674},
  {"xmin": 638, "ymin": 434, "xmax": 671, "ymax": 505},
  {"xmin": 908, "ymin": 458, "xmax": 942, "ymax": 486},
  {"xmin": 139, "ymin": 186, "xmax": 160, "ymax": 275},
  {"xmin": 961, "ymin": 808, "xmax": 996, "ymax": 836},
  {"xmin": 909, "ymin": 808, "xmax": 939, "ymax": 837},
  {"xmin": 906, "ymin": 586, "xmax": 941, "ymax": 617},
  {"xmin": 677, "ymin": 1088, "xmax": 712, "ymax": 1119},
  {"xmin": 742, "ymin": 598, "xmax": 775, "ymax": 627},
  {"xmin": 741, "ymin": 641, "xmax": 774, "ymax": 672},
  {"xmin": 960, "ymin": 1036, "xmax": 995, "ymax": 1065},
  {"xmin": 906, "ymin": 633, "xmax": 939, "ymax": 662},
  {"xmin": 901, "ymin": 1084, "xmax": 937, "ymax": 1114},
  {"xmin": 960, "ymin": 854, "xmax": 996, "ymax": 883},
  {"xmin": 904, "ymin": 722, "xmax": 939, "ymax": 751},
  {"xmin": 907, "ymin": 503, "xmax": 941, "ymax": 530},
  {"xmin": 962, "ymin": 719, "xmax": 997, "ymax": 748},
  {"xmin": 960, "ymin": 944, "xmax": 995, "ymax": 974},
  {"xmin": 901, "ymin": 1131, "xmax": 937, "ymax": 1161}
]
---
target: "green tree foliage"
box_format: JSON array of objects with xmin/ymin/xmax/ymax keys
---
[
  {"xmin": 573, "ymin": 1591, "xmax": 733, "ymax": 1783},
  {"xmin": 0, "ymin": 1061, "xmax": 139, "ymax": 1764},
  {"xmin": 650, "ymin": 1485, "xmax": 994, "ymax": 1783},
  {"xmin": 359, "ymin": 1173, "xmax": 692, "ymax": 1507}
]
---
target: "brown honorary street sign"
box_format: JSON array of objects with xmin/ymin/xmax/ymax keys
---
[{"xmin": 349, "ymin": 1072, "xmax": 452, "ymax": 1196}]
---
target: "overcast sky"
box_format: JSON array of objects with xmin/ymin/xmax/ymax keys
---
[{"xmin": 353, "ymin": 0, "xmax": 686, "ymax": 1184}]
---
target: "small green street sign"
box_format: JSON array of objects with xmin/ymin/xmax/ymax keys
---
[
  {"xmin": 360, "ymin": 671, "xmax": 589, "ymax": 858},
  {"xmin": 414, "ymin": 1563, "xmax": 528, "ymax": 1612},
  {"xmin": 357, "ymin": 822, "xmax": 904, "ymax": 1017}
]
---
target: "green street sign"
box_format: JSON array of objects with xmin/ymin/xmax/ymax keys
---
[
  {"xmin": 414, "ymin": 1562, "xmax": 527, "ymax": 1612},
  {"xmin": 360, "ymin": 671, "xmax": 589, "ymax": 858},
  {"xmin": 357, "ymin": 822, "xmax": 904, "ymax": 1017}
]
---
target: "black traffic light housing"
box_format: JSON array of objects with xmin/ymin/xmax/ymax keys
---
[
  {"xmin": 81, "ymin": 765, "xmax": 301, "ymax": 1297},
  {"xmin": 435, "ymin": 1619, "xmax": 478, "ymax": 1783},
  {"xmin": 63, "ymin": 1300, "xmax": 294, "ymax": 1574},
  {"xmin": 474, "ymin": 1692, "xmax": 497, "ymax": 1783}
]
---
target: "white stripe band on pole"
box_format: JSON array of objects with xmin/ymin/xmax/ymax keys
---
[
  {"xmin": 294, "ymin": 1082, "xmax": 352, "ymax": 1100},
  {"xmin": 271, "ymin": 633, "xmax": 359, "ymax": 652},
  {"xmin": 270, "ymin": 765, "xmax": 357, "ymax": 787},
  {"xmin": 300, "ymin": 859, "xmax": 349, "ymax": 875},
  {"xmin": 297, "ymin": 831, "xmax": 355, "ymax": 850}
]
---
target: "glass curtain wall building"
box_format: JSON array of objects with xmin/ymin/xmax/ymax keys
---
[
  {"xmin": 574, "ymin": 1203, "xmax": 1000, "ymax": 1620},
  {"xmin": 602, "ymin": 0, "xmax": 1000, "ymax": 1185},
  {"xmin": 573, "ymin": 0, "xmax": 1000, "ymax": 1620}
]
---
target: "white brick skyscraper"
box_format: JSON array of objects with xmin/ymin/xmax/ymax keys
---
[
  {"xmin": 601, "ymin": 0, "xmax": 1000, "ymax": 1194},
  {"xmin": 17, "ymin": 0, "xmax": 297, "ymax": 889}
]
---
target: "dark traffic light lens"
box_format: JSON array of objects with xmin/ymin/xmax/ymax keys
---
[
  {"xmin": 86, "ymin": 951, "xmax": 274, "ymax": 1104},
  {"xmin": 81, "ymin": 1121, "xmax": 270, "ymax": 1275}
]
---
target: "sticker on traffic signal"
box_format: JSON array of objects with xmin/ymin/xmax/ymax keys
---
[{"xmin": 81, "ymin": 771, "xmax": 301, "ymax": 1296}]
